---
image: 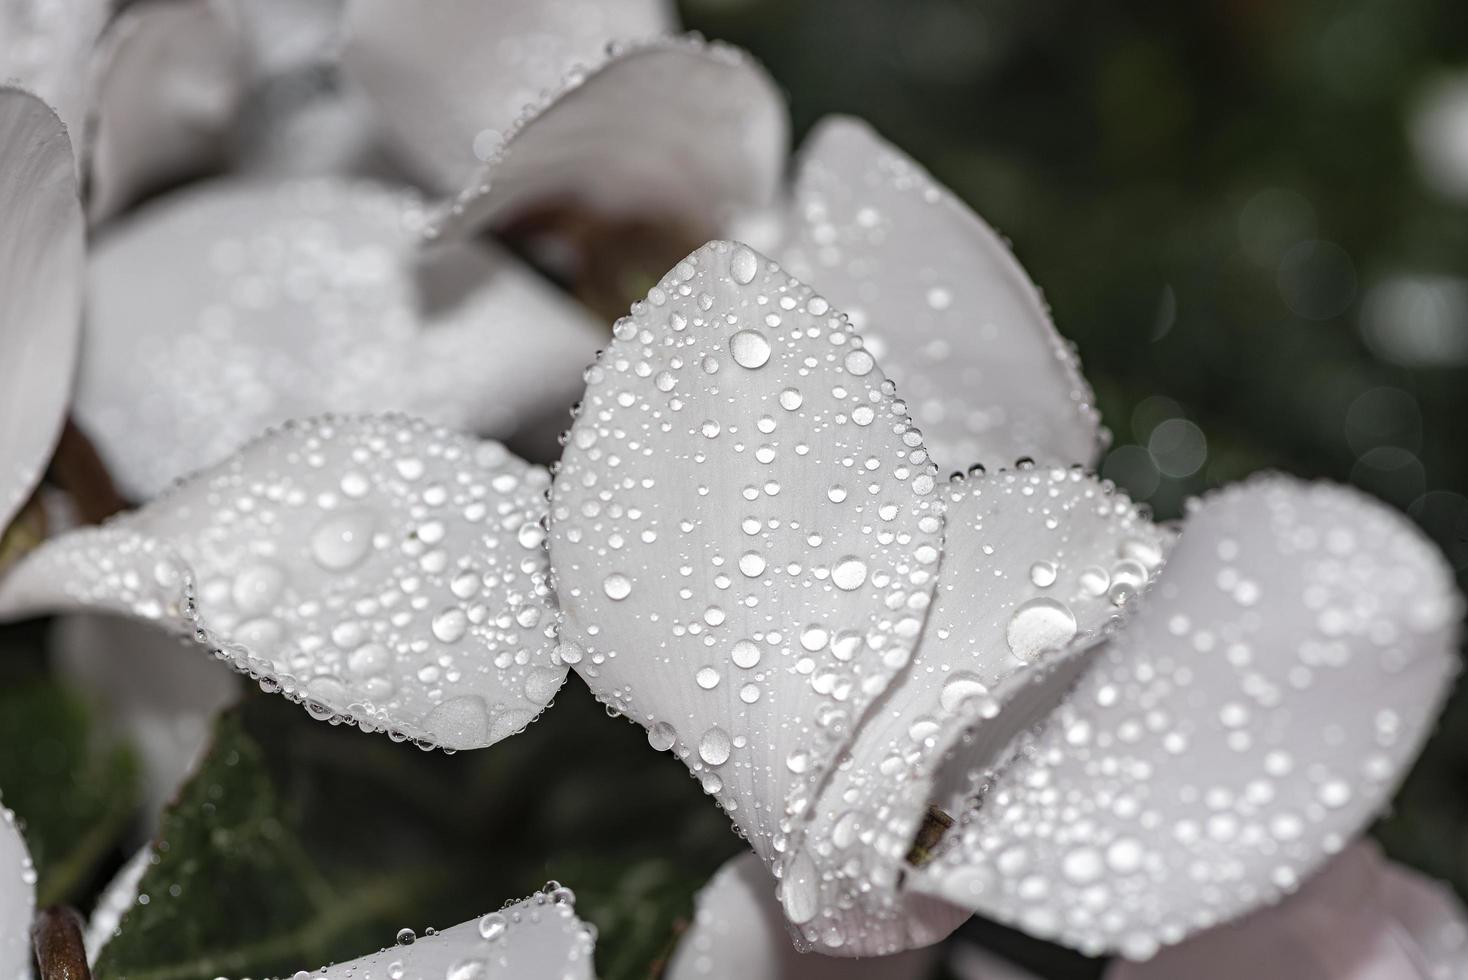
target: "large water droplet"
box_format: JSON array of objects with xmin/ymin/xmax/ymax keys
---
[
  {"xmin": 310, "ymin": 508, "xmax": 376, "ymax": 571},
  {"xmin": 602, "ymin": 573, "xmax": 632, "ymax": 600},
  {"xmin": 699, "ymin": 726, "xmax": 731, "ymax": 766},
  {"xmin": 1006, "ymin": 597, "xmax": 1078, "ymax": 660},
  {"xmin": 729, "ymin": 330, "xmax": 771, "ymax": 369}
]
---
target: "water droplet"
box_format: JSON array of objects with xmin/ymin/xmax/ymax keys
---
[
  {"xmin": 831, "ymin": 556, "xmax": 868, "ymax": 591},
  {"xmin": 477, "ymin": 912, "xmax": 506, "ymax": 941},
  {"xmin": 731, "ymin": 639, "xmax": 761, "ymax": 669},
  {"xmin": 696, "ymin": 667, "xmax": 721, "ymax": 690},
  {"xmin": 648, "ymin": 721, "xmax": 677, "ymax": 752},
  {"xmin": 310, "ymin": 508, "xmax": 376, "ymax": 571},
  {"xmin": 1029, "ymin": 560, "xmax": 1058, "ymax": 588},
  {"xmin": 730, "ymin": 245, "xmax": 758, "ymax": 284},
  {"xmin": 699, "ymin": 726, "xmax": 732, "ymax": 766},
  {"xmin": 602, "ymin": 573, "xmax": 632, "ymax": 600},
  {"xmin": 1006, "ymin": 597, "xmax": 1078, "ymax": 660},
  {"xmin": 730, "ymin": 330, "xmax": 771, "ymax": 369}
]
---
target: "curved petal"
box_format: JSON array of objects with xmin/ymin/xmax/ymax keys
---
[
  {"xmin": 222, "ymin": 0, "xmax": 343, "ymax": 78},
  {"xmin": 0, "ymin": 415, "xmax": 561, "ymax": 750},
  {"xmin": 429, "ymin": 38, "xmax": 787, "ymax": 241},
  {"xmin": 341, "ymin": 0, "xmax": 675, "ymax": 193},
  {"xmin": 0, "ymin": 87, "xmax": 83, "ymax": 532},
  {"xmin": 77, "ymin": 177, "xmax": 601, "ymax": 501},
  {"xmin": 778, "ymin": 117, "xmax": 1102, "ymax": 475},
  {"xmin": 303, "ymin": 886, "xmax": 596, "ymax": 979},
  {"xmin": 550, "ymin": 242, "xmax": 943, "ymax": 897},
  {"xmin": 0, "ymin": 0, "xmax": 110, "ymax": 147},
  {"xmin": 910, "ymin": 476, "xmax": 1462, "ymax": 959},
  {"xmin": 1104, "ymin": 842, "xmax": 1468, "ymax": 980},
  {"xmin": 794, "ymin": 468, "xmax": 1171, "ymax": 955},
  {"xmin": 666, "ymin": 851, "xmax": 937, "ymax": 980},
  {"xmin": 1, "ymin": 805, "xmax": 35, "ymax": 980},
  {"xmin": 53, "ymin": 614, "xmax": 239, "ymax": 829},
  {"xmin": 84, "ymin": 846, "xmax": 150, "ymax": 965},
  {"xmin": 86, "ymin": 0, "xmax": 249, "ymax": 225}
]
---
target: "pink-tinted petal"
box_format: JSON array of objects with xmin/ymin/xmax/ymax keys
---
[
  {"xmin": 0, "ymin": 416, "xmax": 561, "ymax": 751},
  {"xmin": 666, "ymin": 851, "xmax": 937, "ymax": 980},
  {"xmin": 0, "ymin": 86, "xmax": 83, "ymax": 533},
  {"xmin": 429, "ymin": 38, "xmax": 786, "ymax": 240},
  {"xmin": 911, "ymin": 476, "xmax": 1461, "ymax": 959},
  {"xmin": 341, "ymin": 0, "xmax": 675, "ymax": 192},
  {"xmin": 77, "ymin": 177, "xmax": 600, "ymax": 500},
  {"xmin": 550, "ymin": 242, "xmax": 943, "ymax": 900},
  {"xmin": 778, "ymin": 118, "xmax": 1103, "ymax": 475},
  {"xmin": 1104, "ymin": 843, "xmax": 1468, "ymax": 980}
]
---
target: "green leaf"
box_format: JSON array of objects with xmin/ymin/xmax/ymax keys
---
[
  {"xmin": 96, "ymin": 684, "xmax": 740, "ymax": 980},
  {"xmin": 0, "ymin": 674, "xmax": 140, "ymax": 906}
]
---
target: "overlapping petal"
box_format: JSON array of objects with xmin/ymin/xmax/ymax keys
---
[
  {"xmin": 429, "ymin": 38, "xmax": 787, "ymax": 240},
  {"xmin": 0, "ymin": 0, "xmax": 110, "ymax": 150},
  {"xmin": 86, "ymin": 0, "xmax": 248, "ymax": 224},
  {"xmin": 0, "ymin": 805, "xmax": 34, "ymax": 980},
  {"xmin": 341, "ymin": 0, "xmax": 675, "ymax": 193},
  {"xmin": 778, "ymin": 118, "xmax": 1102, "ymax": 476},
  {"xmin": 0, "ymin": 86, "xmax": 83, "ymax": 534},
  {"xmin": 910, "ymin": 476, "xmax": 1461, "ymax": 959},
  {"xmin": 793, "ymin": 468, "xmax": 1172, "ymax": 954},
  {"xmin": 76, "ymin": 178, "xmax": 601, "ymax": 500},
  {"xmin": 666, "ymin": 851, "xmax": 937, "ymax": 980},
  {"xmin": 0, "ymin": 415, "xmax": 561, "ymax": 750},
  {"xmin": 1104, "ymin": 842, "xmax": 1468, "ymax": 980},
  {"xmin": 550, "ymin": 242, "xmax": 944, "ymax": 892}
]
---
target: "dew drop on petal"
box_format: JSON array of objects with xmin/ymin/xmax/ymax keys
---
[{"xmin": 1006, "ymin": 597, "xmax": 1079, "ymax": 660}]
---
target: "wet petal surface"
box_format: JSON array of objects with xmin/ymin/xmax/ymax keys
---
[
  {"xmin": 78, "ymin": 178, "xmax": 600, "ymax": 500},
  {"xmin": 911, "ymin": 476, "xmax": 1461, "ymax": 959},
  {"xmin": 342, "ymin": 0, "xmax": 674, "ymax": 192},
  {"xmin": 430, "ymin": 38, "xmax": 786, "ymax": 240},
  {"xmin": 0, "ymin": 805, "xmax": 34, "ymax": 980},
  {"xmin": 779, "ymin": 118, "xmax": 1102, "ymax": 475},
  {"xmin": 0, "ymin": 87, "xmax": 83, "ymax": 533},
  {"xmin": 551, "ymin": 242, "xmax": 943, "ymax": 893},
  {"xmin": 0, "ymin": 416, "xmax": 561, "ymax": 750}
]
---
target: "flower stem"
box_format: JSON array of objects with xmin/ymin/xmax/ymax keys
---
[{"xmin": 32, "ymin": 906, "xmax": 90, "ymax": 980}]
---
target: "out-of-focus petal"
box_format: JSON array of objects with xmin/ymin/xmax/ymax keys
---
[
  {"xmin": 1104, "ymin": 842, "xmax": 1468, "ymax": 980},
  {"xmin": 779, "ymin": 118, "xmax": 1102, "ymax": 475},
  {"xmin": 222, "ymin": 0, "xmax": 343, "ymax": 78},
  {"xmin": 550, "ymin": 242, "xmax": 943, "ymax": 907},
  {"xmin": 290, "ymin": 885, "xmax": 596, "ymax": 979},
  {"xmin": 77, "ymin": 178, "xmax": 601, "ymax": 501},
  {"xmin": 0, "ymin": 805, "xmax": 34, "ymax": 980},
  {"xmin": 910, "ymin": 476, "xmax": 1462, "ymax": 959},
  {"xmin": 793, "ymin": 468, "xmax": 1171, "ymax": 955},
  {"xmin": 84, "ymin": 846, "xmax": 150, "ymax": 965},
  {"xmin": 86, "ymin": 0, "xmax": 249, "ymax": 225},
  {"xmin": 0, "ymin": 0, "xmax": 110, "ymax": 148},
  {"xmin": 0, "ymin": 86, "xmax": 83, "ymax": 533},
  {"xmin": 0, "ymin": 415, "xmax": 562, "ymax": 751},
  {"xmin": 665, "ymin": 851, "xmax": 937, "ymax": 980},
  {"xmin": 341, "ymin": 0, "xmax": 675, "ymax": 193},
  {"xmin": 948, "ymin": 943, "xmax": 1045, "ymax": 980},
  {"xmin": 429, "ymin": 38, "xmax": 786, "ymax": 241},
  {"xmin": 53, "ymin": 614, "xmax": 239, "ymax": 829}
]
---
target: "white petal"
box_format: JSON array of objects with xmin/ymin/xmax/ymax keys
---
[
  {"xmin": 0, "ymin": 805, "xmax": 35, "ymax": 980},
  {"xmin": 84, "ymin": 846, "xmax": 150, "ymax": 965},
  {"xmin": 666, "ymin": 850, "xmax": 937, "ymax": 980},
  {"xmin": 795, "ymin": 468, "xmax": 1171, "ymax": 954},
  {"xmin": 550, "ymin": 242, "xmax": 944, "ymax": 898},
  {"xmin": 429, "ymin": 38, "xmax": 787, "ymax": 240},
  {"xmin": 0, "ymin": 415, "xmax": 561, "ymax": 750},
  {"xmin": 1104, "ymin": 842, "xmax": 1468, "ymax": 980},
  {"xmin": 53, "ymin": 614, "xmax": 238, "ymax": 830},
  {"xmin": 86, "ymin": 0, "xmax": 249, "ymax": 224},
  {"xmin": 0, "ymin": 86, "xmax": 83, "ymax": 532},
  {"xmin": 778, "ymin": 118, "xmax": 1102, "ymax": 475},
  {"xmin": 341, "ymin": 0, "xmax": 675, "ymax": 193},
  {"xmin": 223, "ymin": 0, "xmax": 343, "ymax": 78},
  {"xmin": 77, "ymin": 177, "xmax": 601, "ymax": 501},
  {"xmin": 0, "ymin": 0, "xmax": 110, "ymax": 147},
  {"xmin": 911, "ymin": 476, "xmax": 1462, "ymax": 959},
  {"xmin": 301, "ymin": 886, "xmax": 596, "ymax": 980}
]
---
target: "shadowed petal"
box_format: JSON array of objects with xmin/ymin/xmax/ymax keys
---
[
  {"xmin": 0, "ymin": 0, "xmax": 110, "ymax": 147},
  {"xmin": 77, "ymin": 178, "xmax": 601, "ymax": 500},
  {"xmin": 429, "ymin": 38, "xmax": 786, "ymax": 241},
  {"xmin": 341, "ymin": 0, "xmax": 675, "ymax": 192},
  {"xmin": 779, "ymin": 118, "xmax": 1102, "ymax": 475},
  {"xmin": 0, "ymin": 87, "xmax": 83, "ymax": 533},
  {"xmin": 0, "ymin": 806, "xmax": 34, "ymax": 980},
  {"xmin": 666, "ymin": 851, "xmax": 937, "ymax": 980},
  {"xmin": 550, "ymin": 242, "xmax": 943, "ymax": 911},
  {"xmin": 911, "ymin": 476, "xmax": 1461, "ymax": 959},
  {"xmin": 86, "ymin": 0, "xmax": 249, "ymax": 224},
  {"xmin": 0, "ymin": 416, "xmax": 561, "ymax": 751},
  {"xmin": 794, "ymin": 468, "xmax": 1171, "ymax": 955},
  {"xmin": 1104, "ymin": 842, "xmax": 1468, "ymax": 980}
]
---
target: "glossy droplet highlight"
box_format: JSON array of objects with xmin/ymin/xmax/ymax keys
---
[{"xmin": 1006, "ymin": 597, "xmax": 1078, "ymax": 660}]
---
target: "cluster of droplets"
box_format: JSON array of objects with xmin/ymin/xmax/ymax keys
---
[
  {"xmin": 908, "ymin": 477, "xmax": 1461, "ymax": 961},
  {"xmin": 549, "ymin": 241, "xmax": 943, "ymax": 885}
]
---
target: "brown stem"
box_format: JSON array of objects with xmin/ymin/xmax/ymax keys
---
[
  {"xmin": 32, "ymin": 906, "xmax": 91, "ymax": 980},
  {"xmin": 47, "ymin": 419, "xmax": 129, "ymax": 524}
]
